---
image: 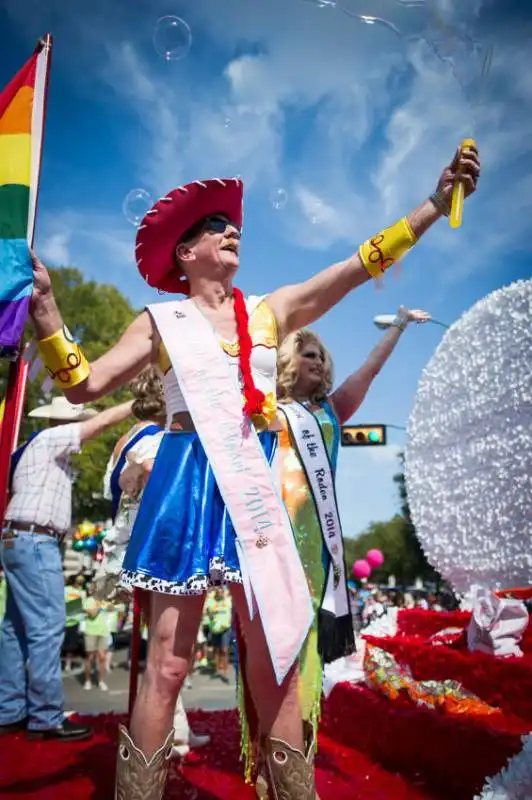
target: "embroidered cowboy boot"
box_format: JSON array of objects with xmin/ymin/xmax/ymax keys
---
[
  {"xmin": 262, "ymin": 735, "xmax": 316, "ymax": 800},
  {"xmin": 115, "ymin": 725, "xmax": 174, "ymax": 800},
  {"xmin": 256, "ymin": 723, "xmax": 320, "ymax": 800}
]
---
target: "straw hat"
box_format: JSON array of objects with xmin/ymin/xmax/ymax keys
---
[{"xmin": 28, "ymin": 396, "xmax": 98, "ymax": 421}]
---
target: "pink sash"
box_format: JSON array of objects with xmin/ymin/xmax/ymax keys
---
[{"xmin": 148, "ymin": 299, "xmax": 313, "ymax": 684}]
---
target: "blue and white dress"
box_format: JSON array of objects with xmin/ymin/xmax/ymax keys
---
[
  {"xmin": 120, "ymin": 296, "xmax": 280, "ymax": 597},
  {"xmin": 96, "ymin": 421, "xmax": 163, "ymax": 596}
]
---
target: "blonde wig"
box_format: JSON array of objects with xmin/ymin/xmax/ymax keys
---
[
  {"xmin": 130, "ymin": 366, "xmax": 165, "ymax": 421},
  {"xmin": 277, "ymin": 329, "xmax": 334, "ymax": 405}
]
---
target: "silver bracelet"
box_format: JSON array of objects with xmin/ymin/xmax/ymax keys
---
[
  {"xmin": 429, "ymin": 189, "xmax": 450, "ymax": 217},
  {"xmin": 391, "ymin": 311, "xmax": 409, "ymax": 332}
]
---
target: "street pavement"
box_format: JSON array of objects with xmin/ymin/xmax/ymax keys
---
[{"xmin": 64, "ymin": 647, "xmax": 238, "ymax": 716}]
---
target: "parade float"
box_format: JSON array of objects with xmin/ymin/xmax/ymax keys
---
[{"xmin": 0, "ymin": 19, "xmax": 530, "ymax": 799}]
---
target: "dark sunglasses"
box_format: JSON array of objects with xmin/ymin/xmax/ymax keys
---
[
  {"xmin": 302, "ymin": 350, "xmax": 324, "ymax": 361},
  {"xmin": 180, "ymin": 215, "xmax": 241, "ymax": 244}
]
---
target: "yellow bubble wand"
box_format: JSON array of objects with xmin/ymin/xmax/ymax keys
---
[{"xmin": 449, "ymin": 137, "xmax": 476, "ymax": 229}]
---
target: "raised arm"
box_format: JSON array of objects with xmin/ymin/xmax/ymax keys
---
[
  {"xmin": 330, "ymin": 308, "xmax": 430, "ymax": 424},
  {"xmin": 268, "ymin": 146, "xmax": 479, "ymax": 338},
  {"xmin": 30, "ymin": 254, "xmax": 158, "ymax": 403},
  {"xmin": 79, "ymin": 401, "xmax": 134, "ymax": 444}
]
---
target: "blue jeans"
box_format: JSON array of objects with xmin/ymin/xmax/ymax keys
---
[{"xmin": 0, "ymin": 531, "xmax": 65, "ymax": 729}]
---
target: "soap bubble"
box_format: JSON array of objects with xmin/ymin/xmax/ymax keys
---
[
  {"xmin": 300, "ymin": 0, "xmax": 336, "ymax": 7},
  {"xmin": 340, "ymin": 6, "xmax": 403, "ymax": 36},
  {"xmin": 222, "ymin": 108, "xmax": 262, "ymax": 136},
  {"xmin": 153, "ymin": 16, "xmax": 192, "ymax": 62},
  {"xmin": 355, "ymin": 15, "xmax": 402, "ymax": 37},
  {"xmin": 270, "ymin": 188, "xmax": 288, "ymax": 210},
  {"xmin": 428, "ymin": 27, "xmax": 493, "ymax": 96},
  {"xmin": 123, "ymin": 188, "xmax": 152, "ymax": 227}
]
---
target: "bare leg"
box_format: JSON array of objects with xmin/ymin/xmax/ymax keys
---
[
  {"xmin": 84, "ymin": 653, "xmax": 94, "ymax": 685},
  {"xmin": 219, "ymin": 646, "xmax": 229, "ymax": 677},
  {"xmin": 97, "ymin": 651, "xmax": 108, "ymax": 686},
  {"xmin": 129, "ymin": 592, "xmax": 204, "ymax": 758},
  {"xmin": 231, "ymin": 585, "xmax": 303, "ymax": 750}
]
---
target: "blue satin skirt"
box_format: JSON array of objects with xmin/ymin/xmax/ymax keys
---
[{"xmin": 120, "ymin": 430, "xmax": 278, "ymax": 595}]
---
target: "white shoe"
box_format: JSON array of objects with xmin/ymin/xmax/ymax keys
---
[
  {"xmin": 83, "ymin": 680, "xmax": 92, "ymax": 691},
  {"xmin": 171, "ymin": 743, "xmax": 190, "ymax": 758},
  {"xmin": 98, "ymin": 681, "xmax": 109, "ymax": 692},
  {"xmin": 189, "ymin": 731, "xmax": 210, "ymax": 749}
]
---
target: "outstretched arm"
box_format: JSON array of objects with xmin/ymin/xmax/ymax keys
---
[
  {"xmin": 330, "ymin": 308, "xmax": 430, "ymax": 425},
  {"xmin": 79, "ymin": 401, "xmax": 134, "ymax": 444},
  {"xmin": 30, "ymin": 254, "xmax": 157, "ymax": 403},
  {"xmin": 268, "ymin": 146, "xmax": 479, "ymax": 338}
]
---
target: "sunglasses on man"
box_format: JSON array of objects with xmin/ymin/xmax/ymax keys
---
[{"xmin": 180, "ymin": 215, "xmax": 241, "ymax": 244}]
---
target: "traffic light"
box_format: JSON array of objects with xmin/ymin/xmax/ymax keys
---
[{"xmin": 341, "ymin": 425, "xmax": 387, "ymax": 446}]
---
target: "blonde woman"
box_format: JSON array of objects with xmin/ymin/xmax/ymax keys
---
[{"xmin": 240, "ymin": 306, "xmax": 430, "ymax": 796}]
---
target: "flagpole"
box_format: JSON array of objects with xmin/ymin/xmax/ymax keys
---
[{"xmin": 0, "ymin": 34, "xmax": 53, "ymax": 526}]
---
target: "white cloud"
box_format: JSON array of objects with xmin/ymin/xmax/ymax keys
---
[{"xmin": 40, "ymin": 231, "xmax": 72, "ymax": 265}]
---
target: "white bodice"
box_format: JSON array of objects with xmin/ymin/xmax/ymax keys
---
[{"xmin": 155, "ymin": 295, "xmax": 278, "ymax": 426}]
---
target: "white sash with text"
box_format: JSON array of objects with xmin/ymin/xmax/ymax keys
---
[{"xmin": 281, "ymin": 401, "xmax": 350, "ymax": 619}]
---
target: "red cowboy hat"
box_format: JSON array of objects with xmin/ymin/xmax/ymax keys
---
[{"xmin": 135, "ymin": 178, "xmax": 244, "ymax": 293}]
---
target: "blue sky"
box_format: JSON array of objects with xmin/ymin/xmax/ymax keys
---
[{"xmin": 1, "ymin": 0, "xmax": 531, "ymax": 541}]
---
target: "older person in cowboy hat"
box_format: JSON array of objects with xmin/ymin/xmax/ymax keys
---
[
  {"xmin": 0, "ymin": 395, "xmax": 133, "ymax": 743},
  {"xmin": 28, "ymin": 144, "xmax": 480, "ymax": 799}
]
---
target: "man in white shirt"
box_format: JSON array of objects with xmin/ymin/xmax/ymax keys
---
[{"xmin": 0, "ymin": 395, "xmax": 132, "ymax": 741}]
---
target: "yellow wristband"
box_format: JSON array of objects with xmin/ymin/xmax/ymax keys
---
[
  {"xmin": 38, "ymin": 326, "xmax": 90, "ymax": 389},
  {"xmin": 359, "ymin": 217, "xmax": 418, "ymax": 280}
]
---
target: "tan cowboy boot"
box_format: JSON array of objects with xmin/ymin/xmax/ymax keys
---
[
  {"xmin": 262, "ymin": 735, "xmax": 316, "ymax": 800},
  {"xmin": 115, "ymin": 725, "xmax": 174, "ymax": 800},
  {"xmin": 256, "ymin": 723, "xmax": 320, "ymax": 800}
]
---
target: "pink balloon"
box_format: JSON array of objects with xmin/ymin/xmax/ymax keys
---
[
  {"xmin": 367, "ymin": 548, "xmax": 384, "ymax": 568},
  {"xmin": 352, "ymin": 559, "xmax": 372, "ymax": 579}
]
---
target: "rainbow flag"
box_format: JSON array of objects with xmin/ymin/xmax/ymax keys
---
[{"xmin": 0, "ymin": 37, "xmax": 52, "ymax": 361}]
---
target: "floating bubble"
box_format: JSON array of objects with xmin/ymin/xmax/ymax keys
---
[
  {"xmin": 342, "ymin": 9, "xmax": 403, "ymax": 37},
  {"xmin": 122, "ymin": 188, "xmax": 152, "ymax": 227},
  {"xmin": 270, "ymin": 187, "xmax": 288, "ymax": 210},
  {"xmin": 430, "ymin": 27, "xmax": 475, "ymax": 63},
  {"xmin": 153, "ymin": 16, "xmax": 192, "ymax": 62},
  {"xmin": 428, "ymin": 27, "xmax": 493, "ymax": 96},
  {"xmin": 300, "ymin": 0, "xmax": 337, "ymax": 7},
  {"xmin": 310, "ymin": 201, "xmax": 326, "ymax": 225},
  {"xmin": 221, "ymin": 108, "xmax": 263, "ymax": 141}
]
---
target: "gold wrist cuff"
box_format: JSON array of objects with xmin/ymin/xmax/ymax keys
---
[
  {"xmin": 359, "ymin": 217, "xmax": 418, "ymax": 280},
  {"xmin": 38, "ymin": 326, "xmax": 90, "ymax": 389}
]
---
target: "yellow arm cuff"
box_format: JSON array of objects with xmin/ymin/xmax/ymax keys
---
[
  {"xmin": 38, "ymin": 326, "xmax": 90, "ymax": 389},
  {"xmin": 359, "ymin": 217, "xmax": 418, "ymax": 280}
]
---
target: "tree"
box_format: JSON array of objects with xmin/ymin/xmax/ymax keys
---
[
  {"xmin": 344, "ymin": 515, "xmax": 413, "ymax": 584},
  {"xmin": 343, "ymin": 452, "xmax": 442, "ymax": 587},
  {"xmin": 0, "ymin": 267, "xmax": 137, "ymax": 521}
]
